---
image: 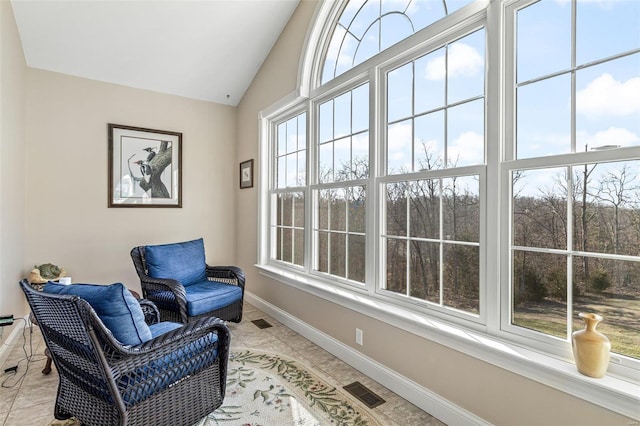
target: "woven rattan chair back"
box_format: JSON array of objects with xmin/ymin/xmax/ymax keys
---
[{"xmin": 19, "ymin": 279, "xmax": 230, "ymax": 426}]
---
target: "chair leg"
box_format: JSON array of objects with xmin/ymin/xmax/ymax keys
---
[{"xmin": 42, "ymin": 349, "xmax": 52, "ymax": 375}]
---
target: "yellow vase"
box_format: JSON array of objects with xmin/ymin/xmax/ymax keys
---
[{"xmin": 571, "ymin": 312, "xmax": 611, "ymax": 378}]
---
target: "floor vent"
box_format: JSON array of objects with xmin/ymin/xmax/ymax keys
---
[
  {"xmin": 343, "ymin": 381, "xmax": 385, "ymax": 409},
  {"xmin": 251, "ymin": 318, "xmax": 273, "ymax": 329}
]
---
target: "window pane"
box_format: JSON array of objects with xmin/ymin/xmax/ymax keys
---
[
  {"xmin": 512, "ymin": 168, "xmax": 568, "ymax": 250},
  {"xmin": 318, "ymin": 231, "xmax": 328, "ymax": 273},
  {"xmin": 277, "ymin": 156, "xmax": 286, "ymax": 188},
  {"xmin": 319, "ymin": 100, "xmax": 333, "ymax": 143},
  {"xmin": 330, "ymin": 232, "xmax": 346, "ymax": 277},
  {"xmin": 409, "ymin": 179, "xmax": 439, "ymax": 239},
  {"xmin": 318, "ymin": 189, "xmax": 329, "ymax": 230},
  {"xmin": 294, "ymin": 229, "xmax": 304, "ymax": 266},
  {"xmin": 415, "ymin": 111, "xmax": 444, "ymax": 171},
  {"xmin": 352, "ymin": 83, "xmax": 369, "ymax": 133},
  {"xmin": 443, "ymin": 175, "xmax": 479, "ymax": 242},
  {"xmin": 576, "ymin": 0, "xmax": 640, "ymax": 66},
  {"xmin": 576, "ymin": 54, "xmax": 640, "ymax": 150},
  {"xmin": 286, "ymin": 154, "xmax": 297, "ymax": 187},
  {"xmin": 380, "ymin": 13, "xmax": 413, "ymax": 51},
  {"xmin": 335, "ymin": 31, "xmax": 359, "ymax": 78},
  {"xmin": 282, "ymin": 193, "xmax": 292, "ymax": 227},
  {"xmin": 388, "ymin": 63, "xmax": 413, "ymax": 123},
  {"xmin": 447, "ymin": 29, "xmax": 485, "ymax": 105},
  {"xmin": 512, "ymin": 250, "xmax": 567, "ymax": 339},
  {"xmin": 574, "ymin": 160, "xmax": 640, "ymax": 256},
  {"xmin": 386, "ymin": 238, "xmax": 407, "ymax": 295},
  {"xmin": 348, "ymin": 234, "xmax": 366, "ymax": 283},
  {"xmin": 319, "ymin": 142, "xmax": 333, "ymax": 183},
  {"xmin": 572, "ymin": 257, "xmax": 640, "ymax": 360},
  {"xmin": 516, "ymin": 0, "xmax": 571, "ymax": 83},
  {"xmin": 388, "ymin": 119, "xmax": 412, "ymax": 174},
  {"xmin": 409, "ymin": 240, "xmax": 440, "ymax": 303},
  {"xmin": 405, "ymin": 0, "xmax": 444, "ymax": 31},
  {"xmin": 297, "ymin": 113, "xmax": 306, "ymax": 151},
  {"xmin": 276, "ymin": 227, "xmax": 282, "ymax": 260},
  {"xmin": 349, "ymin": 0, "xmax": 379, "ymax": 40},
  {"xmin": 352, "ymin": 132, "xmax": 369, "ymax": 179},
  {"xmin": 321, "ymin": 27, "xmax": 342, "ymax": 84},
  {"xmin": 386, "ymin": 182, "xmax": 407, "ymax": 237},
  {"xmin": 330, "ymin": 189, "xmax": 347, "ymax": 232},
  {"xmin": 276, "ymin": 194, "xmax": 283, "ymax": 227},
  {"xmin": 278, "ymin": 122, "xmax": 286, "ymax": 155},
  {"xmin": 297, "ymin": 151, "xmax": 306, "ymax": 186},
  {"xmin": 335, "ymin": 91, "xmax": 351, "ymax": 139},
  {"xmin": 517, "ymin": 74, "xmax": 571, "ymax": 159},
  {"xmin": 443, "ymin": 243, "xmax": 479, "ymax": 313},
  {"xmin": 348, "ymin": 186, "xmax": 366, "ymax": 233},
  {"xmin": 334, "ymin": 136, "xmax": 351, "ymax": 181},
  {"xmin": 293, "ymin": 193, "xmax": 305, "ymax": 228},
  {"xmin": 415, "ymin": 47, "xmax": 445, "ymax": 114},
  {"xmin": 355, "ymin": 22, "xmax": 380, "ymax": 65},
  {"xmin": 447, "ymin": 99, "xmax": 484, "ymax": 167},
  {"xmin": 282, "ymin": 228, "xmax": 293, "ymax": 263},
  {"xmin": 286, "ymin": 116, "xmax": 297, "ymax": 153}
]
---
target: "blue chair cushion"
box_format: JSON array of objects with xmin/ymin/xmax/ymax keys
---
[
  {"xmin": 148, "ymin": 321, "xmax": 182, "ymax": 338},
  {"xmin": 43, "ymin": 281, "xmax": 152, "ymax": 346},
  {"xmin": 185, "ymin": 280, "xmax": 243, "ymax": 317},
  {"xmin": 144, "ymin": 238, "xmax": 207, "ymax": 287},
  {"xmin": 118, "ymin": 331, "xmax": 219, "ymax": 405}
]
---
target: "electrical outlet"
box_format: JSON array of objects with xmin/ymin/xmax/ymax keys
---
[{"xmin": 355, "ymin": 328, "xmax": 363, "ymax": 345}]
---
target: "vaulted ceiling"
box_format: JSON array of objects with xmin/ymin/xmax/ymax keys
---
[{"xmin": 11, "ymin": 0, "xmax": 301, "ymax": 106}]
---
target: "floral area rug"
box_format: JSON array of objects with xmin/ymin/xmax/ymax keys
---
[
  {"xmin": 51, "ymin": 349, "xmax": 385, "ymax": 426},
  {"xmin": 195, "ymin": 348, "xmax": 385, "ymax": 426}
]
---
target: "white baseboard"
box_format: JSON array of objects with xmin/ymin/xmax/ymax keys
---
[
  {"xmin": 245, "ymin": 291, "xmax": 490, "ymax": 426},
  {"xmin": 0, "ymin": 316, "xmax": 29, "ymax": 367}
]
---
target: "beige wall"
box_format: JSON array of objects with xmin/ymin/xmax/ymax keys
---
[
  {"xmin": 236, "ymin": 1, "xmax": 632, "ymax": 425},
  {"xmin": 0, "ymin": 0, "xmax": 28, "ymax": 334},
  {"xmin": 23, "ymin": 69, "xmax": 237, "ymax": 299}
]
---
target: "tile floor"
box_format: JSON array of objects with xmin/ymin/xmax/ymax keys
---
[{"xmin": 0, "ymin": 302, "xmax": 445, "ymax": 426}]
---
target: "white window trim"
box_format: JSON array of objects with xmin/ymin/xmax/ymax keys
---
[{"xmin": 257, "ymin": 0, "xmax": 640, "ymax": 419}]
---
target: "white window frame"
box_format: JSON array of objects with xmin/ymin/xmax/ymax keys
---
[{"xmin": 257, "ymin": 0, "xmax": 640, "ymax": 419}]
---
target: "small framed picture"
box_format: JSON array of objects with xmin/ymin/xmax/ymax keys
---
[
  {"xmin": 240, "ymin": 159, "xmax": 254, "ymax": 189},
  {"xmin": 108, "ymin": 124, "xmax": 182, "ymax": 207}
]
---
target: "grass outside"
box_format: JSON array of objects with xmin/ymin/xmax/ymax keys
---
[{"xmin": 513, "ymin": 291, "xmax": 640, "ymax": 359}]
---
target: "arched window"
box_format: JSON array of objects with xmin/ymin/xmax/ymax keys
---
[{"xmin": 321, "ymin": 0, "xmax": 476, "ymax": 84}]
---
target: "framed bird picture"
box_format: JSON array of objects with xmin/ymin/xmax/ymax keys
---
[{"xmin": 108, "ymin": 124, "xmax": 182, "ymax": 207}]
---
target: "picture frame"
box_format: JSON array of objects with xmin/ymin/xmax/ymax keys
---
[
  {"xmin": 108, "ymin": 124, "xmax": 182, "ymax": 207},
  {"xmin": 240, "ymin": 159, "xmax": 254, "ymax": 189}
]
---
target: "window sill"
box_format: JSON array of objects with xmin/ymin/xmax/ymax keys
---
[{"xmin": 256, "ymin": 264, "xmax": 640, "ymax": 420}]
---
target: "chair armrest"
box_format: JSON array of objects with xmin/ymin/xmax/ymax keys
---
[
  {"xmin": 137, "ymin": 276, "xmax": 188, "ymax": 322},
  {"xmin": 138, "ymin": 299, "xmax": 160, "ymax": 325},
  {"xmin": 206, "ymin": 265, "xmax": 245, "ymax": 290}
]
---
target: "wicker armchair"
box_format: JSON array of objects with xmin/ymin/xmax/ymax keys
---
[
  {"xmin": 19, "ymin": 279, "xmax": 230, "ymax": 426},
  {"xmin": 130, "ymin": 238, "xmax": 245, "ymax": 324}
]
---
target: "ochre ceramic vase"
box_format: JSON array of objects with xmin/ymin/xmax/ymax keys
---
[{"xmin": 571, "ymin": 312, "xmax": 611, "ymax": 378}]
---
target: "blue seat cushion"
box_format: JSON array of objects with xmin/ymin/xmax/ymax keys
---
[
  {"xmin": 185, "ymin": 280, "xmax": 243, "ymax": 317},
  {"xmin": 118, "ymin": 331, "xmax": 219, "ymax": 405},
  {"xmin": 148, "ymin": 321, "xmax": 182, "ymax": 338},
  {"xmin": 44, "ymin": 282, "xmax": 152, "ymax": 346},
  {"xmin": 144, "ymin": 238, "xmax": 207, "ymax": 287}
]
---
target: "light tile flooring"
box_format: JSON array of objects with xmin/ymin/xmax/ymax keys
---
[{"xmin": 0, "ymin": 303, "xmax": 445, "ymax": 426}]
